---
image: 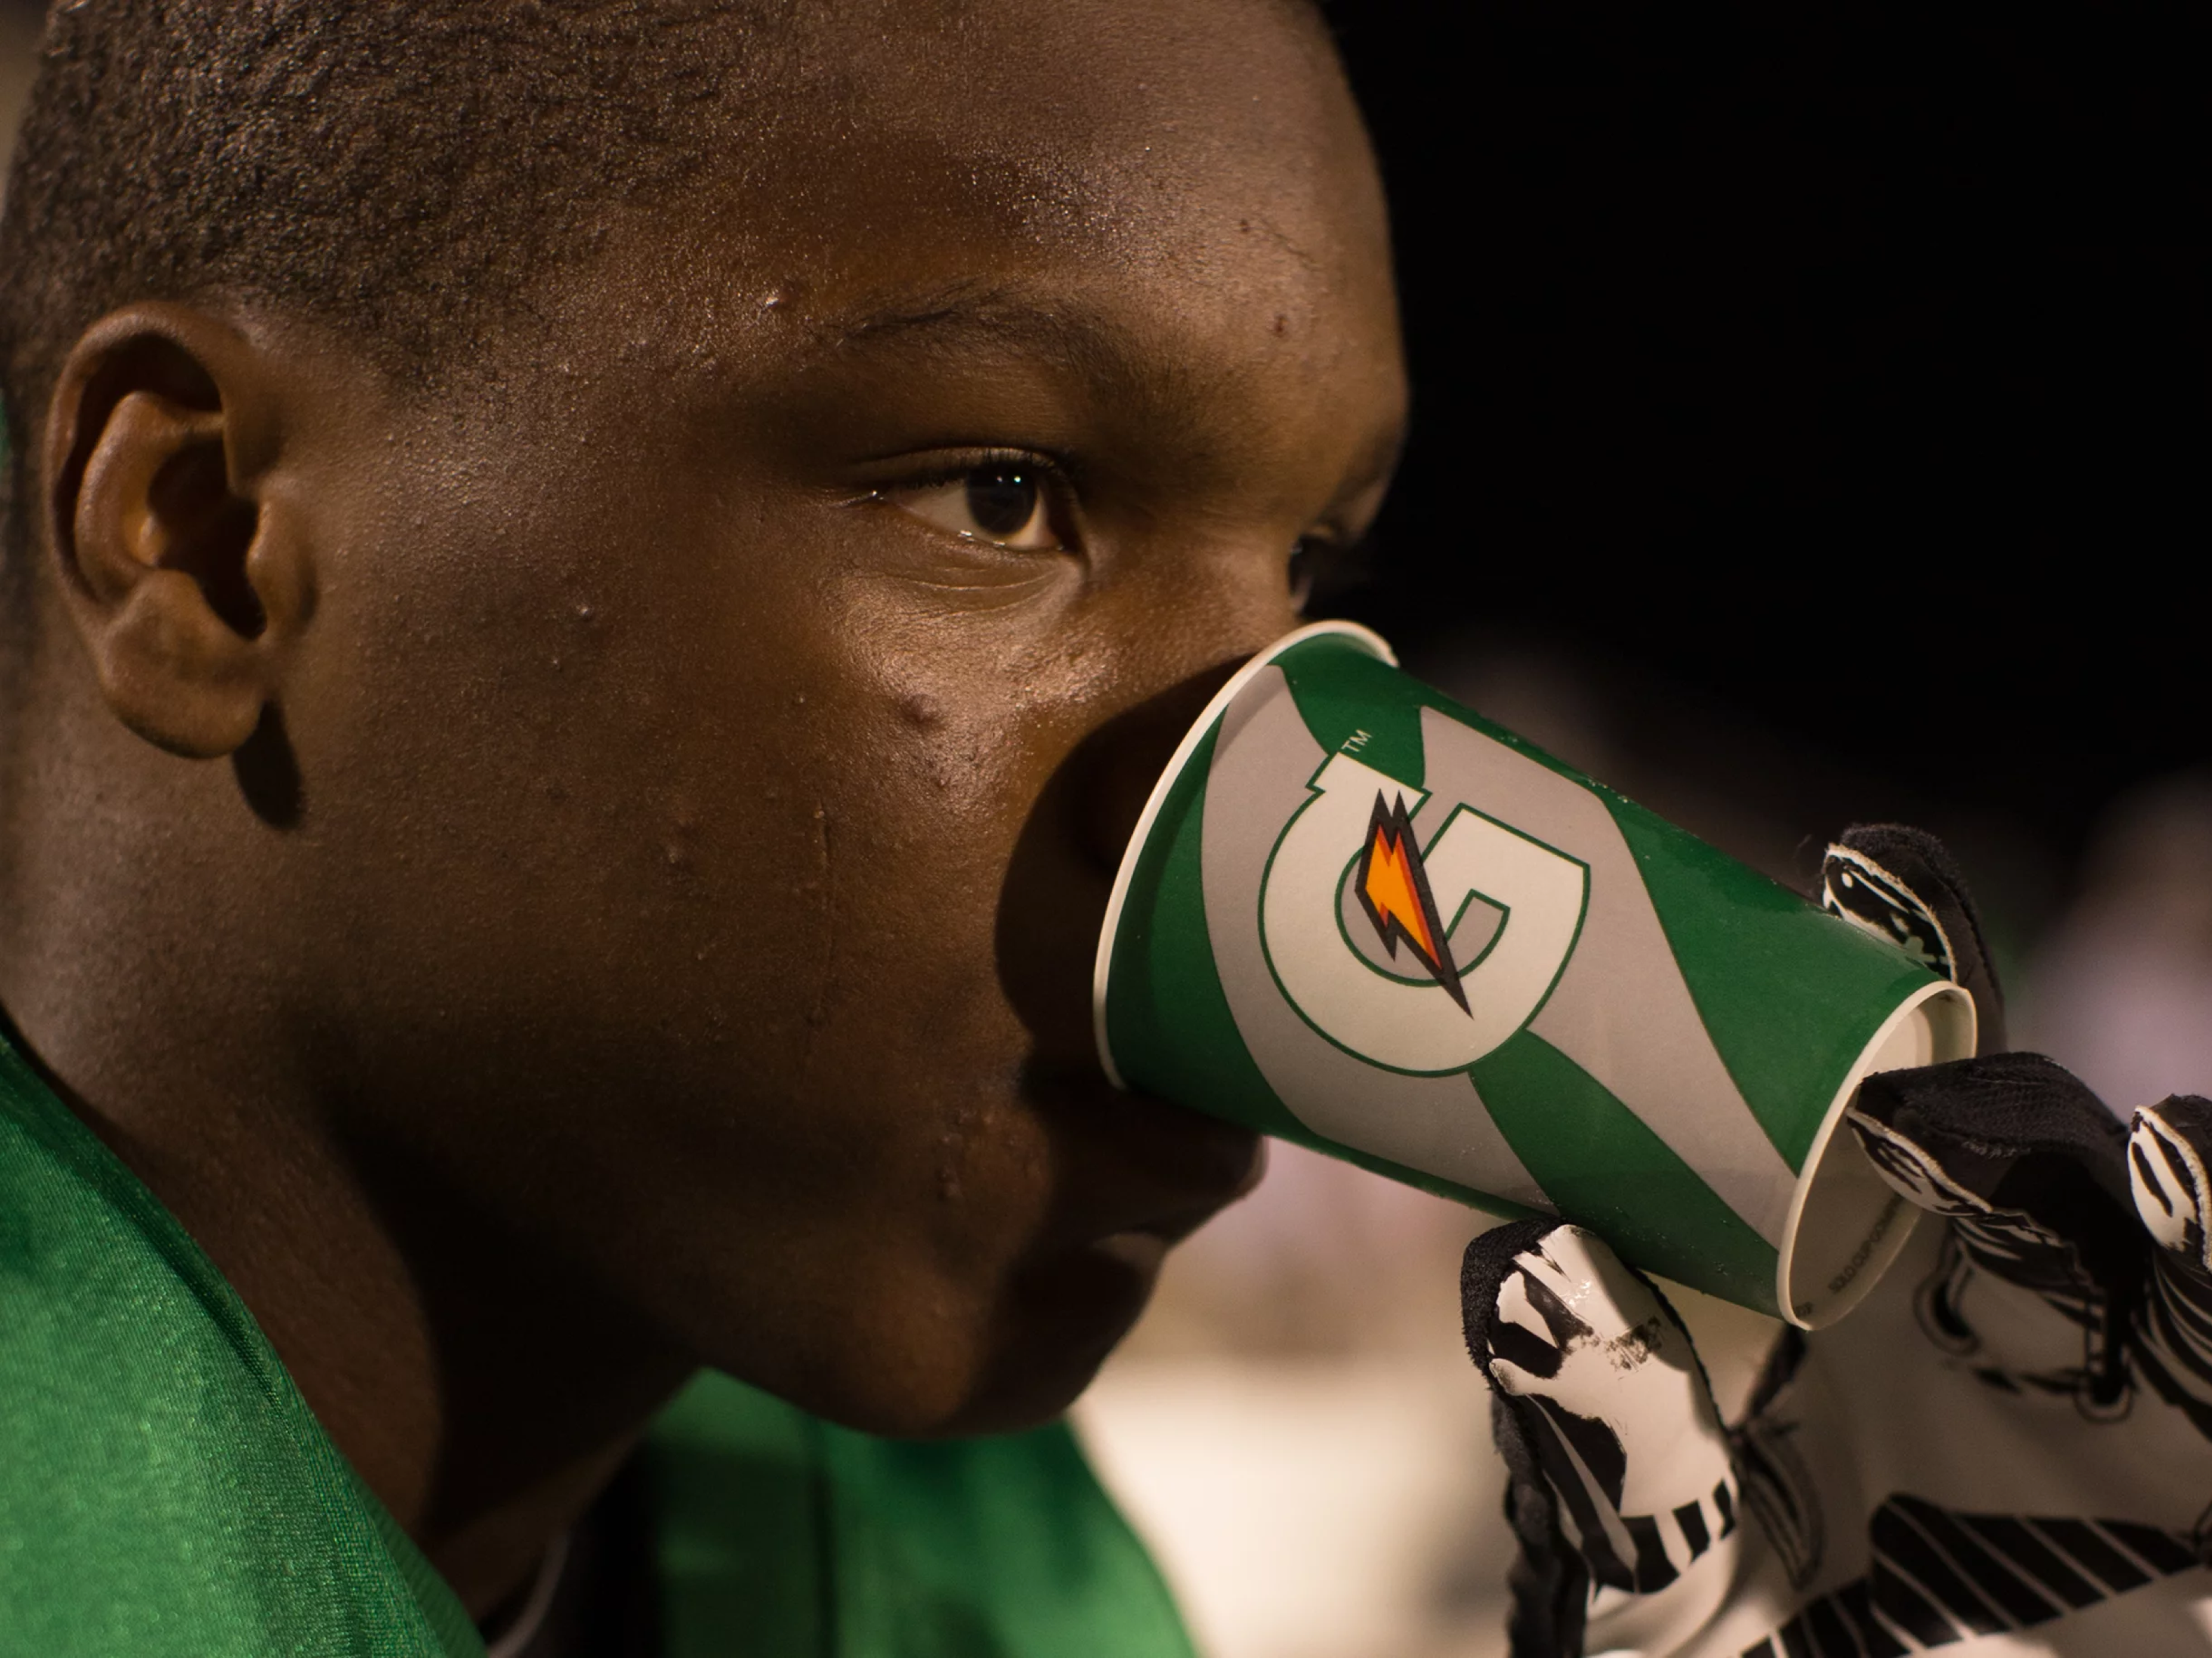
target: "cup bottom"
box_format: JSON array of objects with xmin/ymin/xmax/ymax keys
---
[{"xmin": 1778, "ymin": 980, "xmax": 1978, "ymax": 1329}]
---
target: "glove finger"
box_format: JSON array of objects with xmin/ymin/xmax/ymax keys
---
[
  {"xmin": 2129, "ymin": 1095, "xmax": 2212, "ymax": 1276},
  {"xmin": 1822, "ymin": 822, "xmax": 2007, "ymax": 1052},
  {"xmin": 1848, "ymin": 1053, "xmax": 2137, "ymax": 1405},
  {"xmin": 2128, "ymin": 1096, "xmax": 2212, "ymax": 1436},
  {"xmin": 1850, "ymin": 1053, "xmax": 2134, "ymax": 1241},
  {"xmin": 1463, "ymin": 1220, "xmax": 1737, "ymax": 1599}
]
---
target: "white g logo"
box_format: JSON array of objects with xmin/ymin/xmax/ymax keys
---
[{"xmin": 1260, "ymin": 750, "xmax": 1588, "ymax": 1075}]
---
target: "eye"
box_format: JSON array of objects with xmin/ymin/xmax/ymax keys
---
[{"xmin": 883, "ymin": 463, "xmax": 1067, "ymax": 551}]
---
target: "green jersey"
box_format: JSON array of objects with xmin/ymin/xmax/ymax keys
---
[{"xmin": 0, "ymin": 1031, "xmax": 1195, "ymax": 1657}]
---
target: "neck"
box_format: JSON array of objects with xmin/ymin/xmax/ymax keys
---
[{"xmin": 0, "ymin": 915, "xmax": 694, "ymax": 1618}]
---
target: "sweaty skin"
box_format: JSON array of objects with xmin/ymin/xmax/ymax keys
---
[{"xmin": 0, "ymin": 0, "xmax": 1405, "ymax": 1618}]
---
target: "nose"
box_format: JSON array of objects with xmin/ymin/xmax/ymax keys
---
[
  {"xmin": 1075, "ymin": 552, "xmax": 1306, "ymax": 876},
  {"xmin": 991, "ymin": 537, "xmax": 1306, "ymax": 1062},
  {"xmin": 1071, "ymin": 659, "xmax": 1245, "ymax": 879},
  {"xmin": 995, "ymin": 655, "xmax": 1283, "ymax": 1066}
]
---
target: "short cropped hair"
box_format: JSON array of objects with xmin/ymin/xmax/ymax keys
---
[{"xmin": 0, "ymin": 0, "xmax": 786, "ymax": 558}]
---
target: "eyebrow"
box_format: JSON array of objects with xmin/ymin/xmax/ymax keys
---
[
  {"xmin": 820, "ymin": 281, "xmax": 1126, "ymax": 378},
  {"xmin": 833, "ymin": 281, "xmax": 1062, "ymax": 342},
  {"xmin": 814, "ymin": 279, "xmax": 1410, "ymax": 500}
]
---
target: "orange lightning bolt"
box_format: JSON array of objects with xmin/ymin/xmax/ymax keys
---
[{"xmin": 1354, "ymin": 792, "xmax": 1470, "ymax": 1014}]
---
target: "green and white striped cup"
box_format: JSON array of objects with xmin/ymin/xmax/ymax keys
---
[{"xmin": 1093, "ymin": 622, "xmax": 1975, "ymax": 1326}]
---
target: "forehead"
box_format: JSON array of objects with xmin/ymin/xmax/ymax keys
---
[
  {"xmin": 755, "ymin": 0, "xmax": 1374, "ymax": 257},
  {"xmin": 532, "ymin": 0, "xmax": 1402, "ymax": 452}
]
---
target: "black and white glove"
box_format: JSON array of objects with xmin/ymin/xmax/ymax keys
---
[{"xmin": 1464, "ymin": 824, "xmax": 2212, "ymax": 1657}]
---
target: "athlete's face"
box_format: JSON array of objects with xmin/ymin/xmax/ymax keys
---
[{"xmin": 294, "ymin": 0, "xmax": 1405, "ymax": 1433}]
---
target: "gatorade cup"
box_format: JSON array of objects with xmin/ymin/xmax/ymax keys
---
[{"xmin": 1093, "ymin": 622, "xmax": 1975, "ymax": 1327}]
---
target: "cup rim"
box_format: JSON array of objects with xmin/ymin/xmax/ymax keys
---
[
  {"xmin": 1092, "ymin": 619, "xmax": 1397, "ymax": 1088},
  {"xmin": 1776, "ymin": 977, "xmax": 1979, "ymax": 1328}
]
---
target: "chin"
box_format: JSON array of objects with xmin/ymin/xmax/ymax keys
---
[
  {"xmin": 708, "ymin": 1231, "xmax": 1171, "ymax": 1440},
  {"xmin": 934, "ymin": 1229, "xmax": 1170, "ymax": 1437}
]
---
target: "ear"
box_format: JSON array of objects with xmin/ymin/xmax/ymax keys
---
[{"xmin": 42, "ymin": 304, "xmax": 313, "ymax": 759}]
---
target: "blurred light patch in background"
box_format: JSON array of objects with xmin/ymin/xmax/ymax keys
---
[{"xmin": 1074, "ymin": 1144, "xmax": 1512, "ymax": 1658}]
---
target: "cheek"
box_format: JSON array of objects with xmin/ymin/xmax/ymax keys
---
[
  {"xmin": 301, "ymin": 459, "xmax": 1135, "ymax": 1416},
  {"xmin": 715, "ymin": 706, "xmax": 1039, "ymax": 1105},
  {"xmin": 640, "ymin": 646, "xmax": 1063, "ymax": 1127},
  {"xmin": 703, "ymin": 651, "xmax": 1099, "ymax": 1209}
]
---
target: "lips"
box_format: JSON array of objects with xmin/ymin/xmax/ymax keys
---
[{"xmin": 1020, "ymin": 1063, "xmax": 1264, "ymax": 1248}]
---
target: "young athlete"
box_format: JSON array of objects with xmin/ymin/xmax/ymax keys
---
[{"xmin": 0, "ymin": 1, "xmax": 1396, "ymax": 1650}]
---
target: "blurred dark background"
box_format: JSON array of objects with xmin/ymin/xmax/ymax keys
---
[{"xmin": 1325, "ymin": 3, "xmax": 2208, "ymax": 885}]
